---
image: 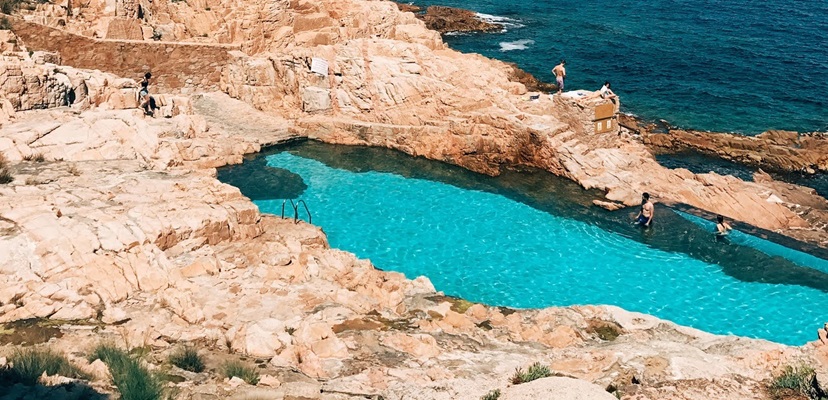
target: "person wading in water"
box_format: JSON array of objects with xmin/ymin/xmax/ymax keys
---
[{"xmin": 634, "ymin": 192, "xmax": 654, "ymax": 228}]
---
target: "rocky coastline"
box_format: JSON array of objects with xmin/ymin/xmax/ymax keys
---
[
  {"xmin": 618, "ymin": 114, "xmax": 828, "ymax": 176},
  {"xmin": 1, "ymin": 0, "xmax": 828, "ymax": 399},
  {"xmin": 392, "ymin": 2, "xmax": 505, "ymax": 34}
]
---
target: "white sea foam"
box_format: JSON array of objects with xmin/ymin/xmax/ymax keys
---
[
  {"xmin": 499, "ymin": 39, "xmax": 534, "ymax": 52},
  {"xmin": 476, "ymin": 12, "xmax": 526, "ymax": 30}
]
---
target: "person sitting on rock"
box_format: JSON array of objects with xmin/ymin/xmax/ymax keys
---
[
  {"xmin": 584, "ymin": 81, "xmax": 618, "ymax": 104},
  {"xmin": 599, "ymin": 81, "xmax": 617, "ymax": 100}
]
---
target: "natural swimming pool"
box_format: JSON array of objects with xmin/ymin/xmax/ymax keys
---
[{"xmin": 218, "ymin": 141, "xmax": 828, "ymax": 345}]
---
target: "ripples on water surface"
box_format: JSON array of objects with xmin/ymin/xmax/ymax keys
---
[
  {"xmin": 218, "ymin": 142, "xmax": 828, "ymax": 345},
  {"xmin": 415, "ymin": 0, "xmax": 828, "ymax": 134}
]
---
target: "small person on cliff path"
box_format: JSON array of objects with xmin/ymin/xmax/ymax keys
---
[
  {"xmin": 552, "ymin": 60, "xmax": 566, "ymax": 93},
  {"xmin": 634, "ymin": 192, "xmax": 654, "ymax": 227},
  {"xmin": 139, "ymin": 72, "xmax": 158, "ymax": 117}
]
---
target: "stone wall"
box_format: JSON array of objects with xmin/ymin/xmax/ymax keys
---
[{"xmin": 6, "ymin": 16, "xmax": 240, "ymax": 92}]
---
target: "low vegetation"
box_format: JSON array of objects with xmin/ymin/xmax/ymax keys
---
[
  {"xmin": 510, "ymin": 362, "xmax": 552, "ymax": 385},
  {"xmin": 23, "ymin": 152, "xmax": 45, "ymax": 162},
  {"xmin": 68, "ymin": 163, "xmax": 81, "ymax": 176},
  {"xmin": 586, "ymin": 319, "xmax": 623, "ymax": 342},
  {"xmin": 0, "ymin": 0, "xmax": 21, "ymax": 14},
  {"xmin": 0, "ymin": 153, "xmax": 12, "ymax": 184},
  {"xmin": 0, "ymin": 16, "xmax": 11, "ymax": 30},
  {"xmin": 480, "ymin": 389, "xmax": 501, "ymax": 400},
  {"xmin": 222, "ymin": 360, "xmax": 259, "ymax": 385},
  {"xmin": 5, "ymin": 347, "xmax": 89, "ymax": 386},
  {"xmin": 168, "ymin": 347, "xmax": 205, "ymax": 373},
  {"xmin": 90, "ymin": 343, "xmax": 165, "ymax": 400},
  {"xmin": 769, "ymin": 364, "xmax": 826, "ymax": 400}
]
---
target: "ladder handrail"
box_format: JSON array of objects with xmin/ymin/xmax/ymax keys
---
[
  {"xmin": 296, "ymin": 200, "xmax": 312, "ymax": 224},
  {"xmin": 281, "ymin": 199, "xmax": 312, "ymax": 224}
]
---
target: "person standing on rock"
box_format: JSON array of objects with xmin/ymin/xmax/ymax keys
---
[
  {"xmin": 634, "ymin": 192, "xmax": 654, "ymax": 227},
  {"xmin": 552, "ymin": 60, "xmax": 566, "ymax": 94}
]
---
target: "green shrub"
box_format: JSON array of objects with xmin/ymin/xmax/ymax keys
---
[
  {"xmin": 168, "ymin": 347, "xmax": 204, "ymax": 373},
  {"xmin": 0, "ymin": 153, "xmax": 12, "ymax": 184},
  {"xmin": 769, "ymin": 364, "xmax": 823, "ymax": 399},
  {"xmin": 481, "ymin": 389, "xmax": 501, "ymax": 400},
  {"xmin": 222, "ymin": 361, "xmax": 259, "ymax": 385},
  {"xmin": 510, "ymin": 362, "xmax": 552, "ymax": 385},
  {"xmin": 8, "ymin": 348, "xmax": 89, "ymax": 386},
  {"xmin": 22, "ymin": 152, "xmax": 45, "ymax": 162},
  {"xmin": 90, "ymin": 343, "xmax": 164, "ymax": 400},
  {"xmin": 0, "ymin": 16, "xmax": 11, "ymax": 30},
  {"xmin": 0, "ymin": 0, "xmax": 21, "ymax": 15}
]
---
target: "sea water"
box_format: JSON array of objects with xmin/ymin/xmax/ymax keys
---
[{"xmin": 417, "ymin": 0, "xmax": 828, "ymax": 134}]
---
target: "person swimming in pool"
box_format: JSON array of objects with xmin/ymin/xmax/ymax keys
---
[
  {"xmin": 716, "ymin": 215, "xmax": 733, "ymax": 235},
  {"xmin": 634, "ymin": 192, "xmax": 654, "ymax": 227}
]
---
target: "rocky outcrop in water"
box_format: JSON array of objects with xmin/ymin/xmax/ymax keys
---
[
  {"xmin": 421, "ymin": 6, "xmax": 503, "ymax": 33},
  {"xmin": 391, "ymin": 3, "xmax": 504, "ymax": 34},
  {"xmin": 505, "ymin": 62, "xmax": 559, "ymax": 93},
  {"xmin": 643, "ymin": 128, "xmax": 828, "ymax": 174}
]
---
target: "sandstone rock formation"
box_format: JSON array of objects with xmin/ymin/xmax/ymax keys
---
[
  {"xmin": 505, "ymin": 62, "xmax": 559, "ymax": 93},
  {"xmin": 391, "ymin": 3, "xmax": 504, "ymax": 34},
  {"xmin": 420, "ymin": 6, "xmax": 503, "ymax": 33},
  {"xmin": 0, "ymin": 82, "xmax": 815, "ymax": 398},
  {"xmin": 643, "ymin": 128, "xmax": 828, "ymax": 175},
  {"xmin": 2, "ymin": 0, "xmax": 828, "ymax": 399}
]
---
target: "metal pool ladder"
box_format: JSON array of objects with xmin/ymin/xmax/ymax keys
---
[{"xmin": 281, "ymin": 199, "xmax": 312, "ymax": 224}]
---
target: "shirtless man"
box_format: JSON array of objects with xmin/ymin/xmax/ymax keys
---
[
  {"xmin": 552, "ymin": 60, "xmax": 566, "ymax": 94},
  {"xmin": 634, "ymin": 192, "xmax": 654, "ymax": 227}
]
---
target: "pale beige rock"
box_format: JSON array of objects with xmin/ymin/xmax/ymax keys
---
[
  {"xmin": 381, "ymin": 333, "xmax": 441, "ymax": 359},
  {"xmin": 501, "ymin": 377, "xmax": 617, "ymax": 400},
  {"xmin": 227, "ymin": 376, "xmax": 246, "ymax": 388},
  {"xmin": 243, "ymin": 319, "xmax": 286, "ymax": 358},
  {"xmin": 257, "ymin": 374, "xmax": 281, "ymax": 387}
]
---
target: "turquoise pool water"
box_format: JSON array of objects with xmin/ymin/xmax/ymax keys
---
[{"xmin": 218, "ymin": 142, "xmax": 828, "ymax": 345}]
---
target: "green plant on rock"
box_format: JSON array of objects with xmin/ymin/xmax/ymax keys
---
[
  {"xmin": 7, "ymin": 347, "xmax": 89, "ymax": 386},
  {"xmin": 510, "ymin": 362, "xmax": 552, "ymax": 385},
  {"xmin": 0, "ymin": 0, "xmax": 21, "ymax": 15},
  {"xmin": 222, "ymin": 360, "xmax": 259, "ymax": 385},
  {"xmin": 0, "ymin": 153, "xmax": 12, "ymax": 184},
  {"xmin": 480, "ymin": 389, "xmax": 501, "ymax": 400},
  {"xmin": 0, "ymin": 16, "xmax": 12, "ymax": 30},
  {"xmin": 168, "ymin": 346, "xmax": 204, "ymax": 373},
  {"xmin": 89, "ymin": 343, "xmax": 164, "ymax": 400},
  {"xmin": 769, "ymin": 364, "xmax": 824, "ymax": 400},
  {"xmin": 22, "ymin": 152, "xmax": 45, "ymax": 162}
]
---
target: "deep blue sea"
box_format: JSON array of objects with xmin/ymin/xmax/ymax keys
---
[{"xmin": 413, "ymin": 0, "xmax": 828, "ymax": 134}]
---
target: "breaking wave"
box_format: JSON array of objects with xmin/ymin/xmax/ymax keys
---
[{"xmin": 499, "ymin": 39, "xmax": 534, "ymax": 51}]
